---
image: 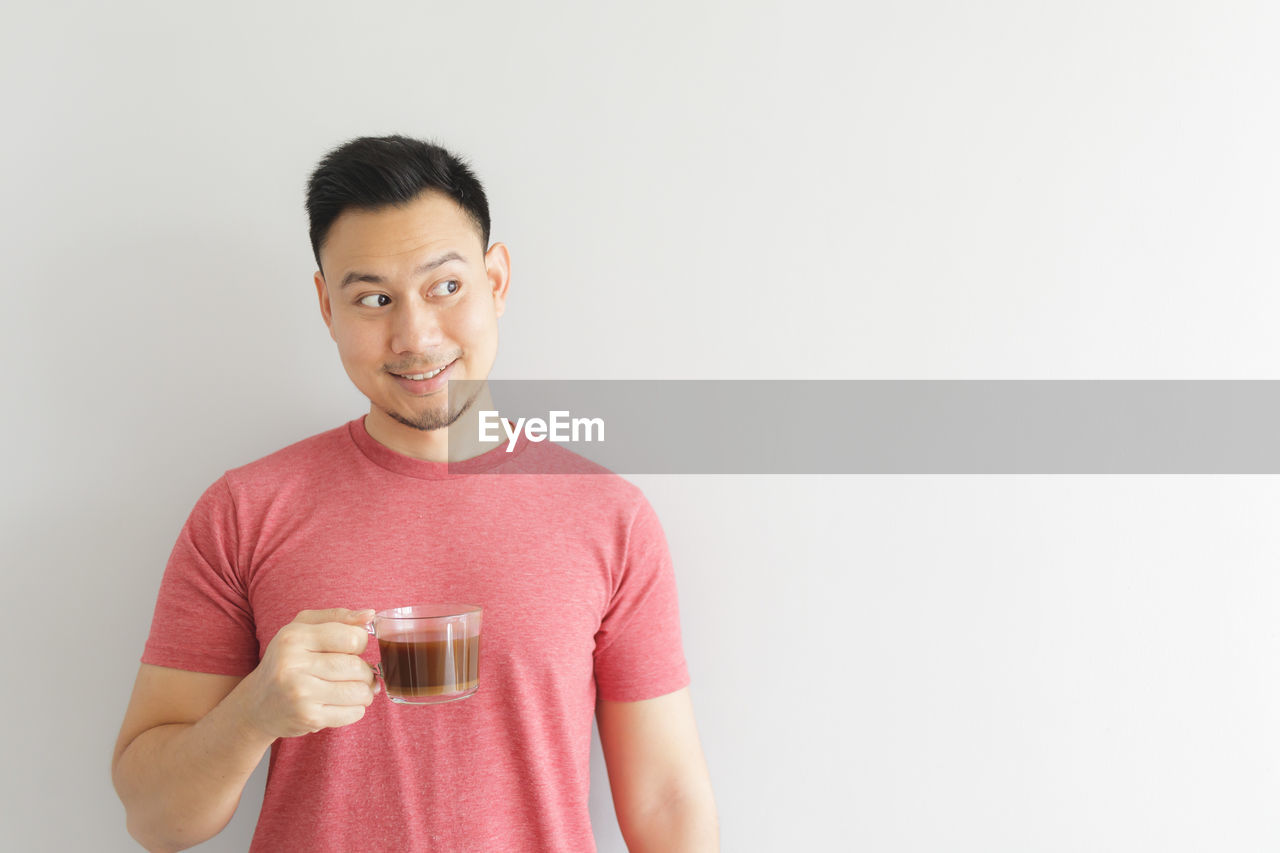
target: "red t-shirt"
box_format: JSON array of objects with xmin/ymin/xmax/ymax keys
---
[{"xmin": 141, "ymin": 417, "xmax": 690, "ymax": 851}]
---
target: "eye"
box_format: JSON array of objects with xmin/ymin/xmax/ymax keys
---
[
  {"xmin": 432, "ymin": 279, "xmax": 460, "ymax": 296},
  {"xmin": 357, "ymin": 293, "xmax": 391, "ymax": 308}
]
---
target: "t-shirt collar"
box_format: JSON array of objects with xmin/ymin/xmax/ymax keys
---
[{"xmin": 347, "ymin": 415, "xmax": 526, "ymax": 480}]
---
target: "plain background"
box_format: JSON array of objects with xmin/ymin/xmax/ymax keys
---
[{"xmin": 3, "ymin": 1, "xmax": 1280, "ymax": 850}]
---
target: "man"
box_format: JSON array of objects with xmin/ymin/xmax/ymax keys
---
[{"xmin": 111, "ymin": 135, "xmax": 718, "ymax": 852}]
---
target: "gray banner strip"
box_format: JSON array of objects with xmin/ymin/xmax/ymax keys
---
[{"xmin": 445, "ymin": 381, "xmax": 1280, "ymax": 474}]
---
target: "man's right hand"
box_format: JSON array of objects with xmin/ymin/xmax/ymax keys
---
[
  {"xmin": 112, "ymin": 608, "xmax": 381, "ymax": 851},
  {"xmin": 238, "ymin": 608, "xmax": 380, "ymax": 740}
]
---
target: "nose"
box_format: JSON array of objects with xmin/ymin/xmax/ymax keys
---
[{"xmin": 389, "ymin": 297, "xmax": 444, "ymax": 355}]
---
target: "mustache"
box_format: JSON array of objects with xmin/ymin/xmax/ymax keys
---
[{"xmin": 385, "ymin": 357, "xmax": 457, "ymax": 373}]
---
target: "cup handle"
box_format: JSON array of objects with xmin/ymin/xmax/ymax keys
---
[{"xmin": 365, "ymin": 621, "xmax": 384, "ymax": 685}]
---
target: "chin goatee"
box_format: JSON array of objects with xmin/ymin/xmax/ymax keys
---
[{"xmin": 386, "ymin": 386, "xmax": 478, "ymax": 432}]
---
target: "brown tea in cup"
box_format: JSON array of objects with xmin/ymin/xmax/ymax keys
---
[{"xmin": 365, "ymin": 605, "xmax": 483, "ymax": 705}]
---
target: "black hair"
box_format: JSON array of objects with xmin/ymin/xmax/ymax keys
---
[{"xmin": 305, "ymin": 134, "xmax": 491, "ymax": 275}]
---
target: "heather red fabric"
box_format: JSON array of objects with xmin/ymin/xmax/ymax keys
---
[{"xmin": 141, "ymin": 416, "xmax": 690, "ymax": 852}]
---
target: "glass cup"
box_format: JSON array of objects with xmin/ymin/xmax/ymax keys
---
[{"xmin": 365, "ymin": 604, "xmax": 483, "ymax": 705}]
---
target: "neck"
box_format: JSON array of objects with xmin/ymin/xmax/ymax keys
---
[{"xmin": 363, "ymin": 383, "xmax": 508, "ymax": 463}]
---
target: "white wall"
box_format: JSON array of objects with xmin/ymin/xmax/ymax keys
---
[{"xmin": 3, "ymin": 1, "xmax": 1279, "ymax": 850}]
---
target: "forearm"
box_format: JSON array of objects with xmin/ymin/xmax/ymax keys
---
[
  {"xmin": 113, "ymin": 684, "xmax": 275, "ymax": 852},
  {"xmin": 618, "ymin": 788, "xmax": 720, "ymax": 853}
]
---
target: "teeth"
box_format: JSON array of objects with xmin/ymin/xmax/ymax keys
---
[{"xmin": 400, "ymin": 364, "xmax": 446, "ymax": 380}]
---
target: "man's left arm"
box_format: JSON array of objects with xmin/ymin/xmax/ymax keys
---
[{"xmin": 596, "ymin": 686, "xmax": 719, "ymax": 852}]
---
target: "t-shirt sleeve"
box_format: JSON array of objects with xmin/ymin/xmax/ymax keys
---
[
  {"xmin": 141, "ymin": 474, "xmax": 260, "ymax": 676},
  {"xmin": 593, "ymin": 495, "xmax": 691, "ymax": 702}
]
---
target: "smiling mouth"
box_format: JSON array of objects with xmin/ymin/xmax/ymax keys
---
[{"xmin": 390, "ymin": 359, "xmax": 455, "ymax": 380}]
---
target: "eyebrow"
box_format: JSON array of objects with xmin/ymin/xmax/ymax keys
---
[{"xmin": 338, "ymin": 251, "xmax": 467, "ymax": 289}]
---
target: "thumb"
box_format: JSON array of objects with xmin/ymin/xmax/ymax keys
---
[{"xmin": 293, "ymin": 607, "xmax": 376, "ymax": 626}]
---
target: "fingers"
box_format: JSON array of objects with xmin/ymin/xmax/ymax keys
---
[
  {"xmin": 279, "ymin": 675, "xmax": 374, "ymax": 732},
  {"xmin": 311, "ymin": 652, "xmax": 375, "ymax": 685},
  {"xmin": 315, "ymin": 703, "xmax": 369, "ymax": 729},
  {"xmin": 249, "ymin": 610, "xmax": 382, "ymax": 739},
  {"xmin": 307, "ymin": 676, "xmax": 376, "ymax": 708},
  {"xmin": 290, "ymin": 692, "xmax": 373, "ymax": 734},
  {"xmin": 293, "ymin": 608, "xmax": 376, "ymax": 626},
  {"xmin": 285, "ymin": 621, "xmax": 369, "ymax": 655},
  {"xmin": 287, "ymin": 610, "xmax": 374, "ymax": 654}
]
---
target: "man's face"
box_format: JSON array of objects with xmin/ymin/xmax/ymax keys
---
[{"xmin": 314, "ymin": 190, "xmax": 509, "ymax": 432}]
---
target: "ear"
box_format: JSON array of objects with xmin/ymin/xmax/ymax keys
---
[
  {"xmin": 484, "ymin": 242, "xmax": 512, "ymax": 318},
  {"xmin": 314, "ymin": 271, "xmax": 336, "ymax": 341}
]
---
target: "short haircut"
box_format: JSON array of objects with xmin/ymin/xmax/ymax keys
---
[{"xmin": 305, "ymin": 134, "xmax": 491, "ymax": 275}]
